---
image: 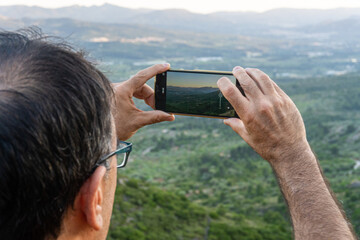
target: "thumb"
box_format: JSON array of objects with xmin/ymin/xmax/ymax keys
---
[
  {"xmin": 137, "ymin": 111, "xmax": 175, "ymax": 127},
  {"xmin": 224, "ymin": 118, "xmax": 249, "ymax": 140}
]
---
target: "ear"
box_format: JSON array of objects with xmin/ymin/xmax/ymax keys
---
[{"xmin": 79, "ymin": 166, "xmax": 107, "ymax": 231}]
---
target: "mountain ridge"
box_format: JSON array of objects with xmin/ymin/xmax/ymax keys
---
[{"xmin": 1, "ymin": 4, "xmax": 360, "ymax": 28}]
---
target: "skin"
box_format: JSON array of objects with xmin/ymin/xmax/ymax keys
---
[
  {"xmin": 112, "ymin": 63, "xmax": 175, "ymax": 141},
  {"xmin": 57, "ymin": 64, "xmax": 174, "ymax": 240},
  {"xmin": 217, "ymin": 66, "xmax": 356, "ymax": 239}
]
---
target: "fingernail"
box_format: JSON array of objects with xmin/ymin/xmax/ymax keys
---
[
  {"xmin": 163, "ymin": 63, "xmax": 170, "ymax": 68},
  {"xmin": 217, "ymin": 77, "xmax": 227, "ymax": 88},
  {"xmin": 233, "ymin": 66, "xmax": 243, "ymax": 72},
  {"xmin": 224, "ymin": 119, "xmax": 229, "ymax": 125}
]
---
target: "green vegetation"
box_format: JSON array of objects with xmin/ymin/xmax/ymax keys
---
[
  {"xmin": 108, "ymin": 176, "xmax": 292, "ymax": 240},
  {"xmin": 108, "ymin": 73, "xmax": 360, "ymax": 239}
]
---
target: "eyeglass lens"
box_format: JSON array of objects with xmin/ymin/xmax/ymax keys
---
[{"xmin": 117, "ymin": 142, "xmax": 129, "ymax": 168}]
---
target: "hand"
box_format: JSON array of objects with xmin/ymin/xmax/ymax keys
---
[
  {"xmin": 112, "ymin": 64, "xmax": 175, "ymax": 141},
  {"xmin": 217, "ymin": 66, "xmax": 310, "ymax": 164}
]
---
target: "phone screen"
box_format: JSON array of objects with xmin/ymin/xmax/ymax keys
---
[{"xmin": 156, "ymin": 70, "xmax": 239, "ymax": 118}]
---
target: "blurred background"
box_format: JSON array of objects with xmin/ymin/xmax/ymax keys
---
[{"xmin": 1, "ymin": 1, "xmax": 359, "ymax": 239}]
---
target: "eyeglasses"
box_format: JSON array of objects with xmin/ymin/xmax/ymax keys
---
[{"xmin": 96, "ymin": 140, "xmax": 132, "ymax": 169}]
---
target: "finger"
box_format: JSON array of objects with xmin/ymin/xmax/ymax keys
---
[
  {"xmin": 126, "ymin": 63, "xmax": 170, "ymax": 91},
  {"xmin": 134, "ymin": 84, "xmax": 155, "ymax": 109},
  {"xmin": 136, "ymin": 110, "xmax": 175, "ymax": 128},
  {"xmin": 224, "ymin": 118, "xmax": 250, "ymax": 141},
  {"xmin": 245, "ymin": 68, "xmax": 276, "ymax": 95},
  {"xmin": 112, "ymin": 82, "xmax": 122, "ymax": 93},
  {"xmin": 232, "ymin": 66, "xmax": 262, "ymax": 98},
  {"xmin": 217, "ymin": 77, "xmax": 249, "ymax": 117},
  {"xmin": 270, "ymin": 79, "xmax": 287, "ymax": 97}
]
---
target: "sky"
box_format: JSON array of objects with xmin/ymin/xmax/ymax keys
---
[{"xmin": 1, "ymin": 0, "xmax": 360, "ymax": 13}]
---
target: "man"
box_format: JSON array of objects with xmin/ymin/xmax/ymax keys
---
[{"xmin": 0, "ymin": 30, "xmax": 356, "ymax": 240}]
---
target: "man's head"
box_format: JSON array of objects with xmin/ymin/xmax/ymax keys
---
[{"xmin": 0, "ymin": 29, "xmax": 117, "ymax": 239}]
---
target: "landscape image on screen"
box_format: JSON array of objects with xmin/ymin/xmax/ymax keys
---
[{"xmin": 166, "ymin": 72, "xmax": 237, "ymax": 117}]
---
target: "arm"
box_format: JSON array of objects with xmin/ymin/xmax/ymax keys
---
[
  {"xmin": 217, "ymin": 66, "xmax": 356, "ymax": 239},
  {"xmin": 112, "ymin": 64, "xmax": 175, "ymax": 140},
  {"xmin": 273, "ymin": 147, "xmax": 355, "ymax": 239}
]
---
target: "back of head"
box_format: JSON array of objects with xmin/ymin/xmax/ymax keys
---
[{"xmin": 0, "ymin": 28, "xmax": 113, "ymax": 239}]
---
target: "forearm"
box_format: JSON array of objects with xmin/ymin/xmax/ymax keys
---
[{"xmin": 272, "ymin": 146, "xmax": 355, "ymax": 240}]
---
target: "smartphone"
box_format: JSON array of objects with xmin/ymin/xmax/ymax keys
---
[{"xmin": 155, "ymin": 69, "xmax": 244, "ymax": 118}]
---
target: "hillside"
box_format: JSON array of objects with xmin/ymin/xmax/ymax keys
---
[
  {"xmin": 1, "ymin": 4, "xmax": 360, "ymax": 27},
  {"xmin": 0, "ymin": 4, "xmax": 151, "ymax": 24},
  {"xmin": 118, "ymin": 73, "xmax": 360, "ymax": 238},
  {"xmin": 109, "ymin": 176, "xmax": 291, "ymax": 240}
]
